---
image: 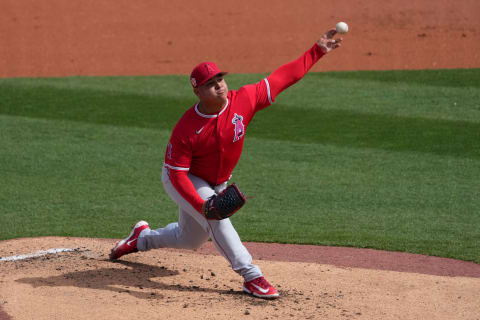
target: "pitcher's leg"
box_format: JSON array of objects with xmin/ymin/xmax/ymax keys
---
[
  {"xmin": 138, "ymin": 208, "xmax": 209, "ymax": 251},
  {"xmin": 206, "ymin": 218, "xmax": 261, "ymax": 281},
  {"xmin": 161, "ymin": 167, "xmax": 262, "ymax": 281}
]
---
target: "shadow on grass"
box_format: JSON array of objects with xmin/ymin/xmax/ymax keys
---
[
  {"xmin": 313, "ymin": 68, "xmax": 480, "ymax": 88},
  {"xmin": 249, "ymin": 106, "xmax": 480, "ymax": 159},
  {"xmin": 0, "ymin": 85, "xmax": 192, "ymax": 130}
]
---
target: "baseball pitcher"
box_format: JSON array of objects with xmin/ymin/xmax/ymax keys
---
[{"xmin": 110, "ymin": 28, "xmax": 343, "ymax": 299}]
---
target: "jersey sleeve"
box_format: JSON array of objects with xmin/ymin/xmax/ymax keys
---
[
  {"xmin": 239, "ymin": 43, "xmax": 325, "ymax": 114},
  {"xmin": 164, "ymin": 128, "xmax": 192, "ymax": 171},
  {"xmin": 238, "ymin": 78, "xmax": 273, "ymax": 113},
  {"xmin": 164, "ymin": 128, "xmax": 205, "ymax": 214},
  {"xmin": 266, "ymin": 43, "xmax": 325, "ymax": 102},
  {"xmin": 168, "ymin": 169, "xmax": 205, "ymax": 213}
]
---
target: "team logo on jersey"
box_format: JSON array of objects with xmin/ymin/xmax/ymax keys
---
[
  {"xmin": 167, "ymin": 142, "xmax": 173, "ymax": 159},
  {"xmin": 232, "ymin": 113, "xmax": 245, "ymax": 142}
]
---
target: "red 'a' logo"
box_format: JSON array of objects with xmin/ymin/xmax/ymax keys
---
[
  {"xmin": 232, "ymin": 113, "xmax": 245, "ymax": 142},
  {"xmin": 205, "ymin": 64, "xmax": 215, "ymax": 75}
]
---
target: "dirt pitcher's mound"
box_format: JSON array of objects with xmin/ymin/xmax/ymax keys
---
[{"xmin": 1, "ymin": 237, "xmax": 479, "ymax": 320}]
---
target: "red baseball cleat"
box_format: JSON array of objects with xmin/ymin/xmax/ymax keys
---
[
  {"xmin": 242, "ymin": 276, "xmax": 279, "ymax": 299},
  {"xmin": 109, "ymin": 221, "xmax": 149, "ymax": 260}
]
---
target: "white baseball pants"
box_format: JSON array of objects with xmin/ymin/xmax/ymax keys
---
[{"xmin": 137, "ymin": 166, "xmax": 262, "ymax": 282}]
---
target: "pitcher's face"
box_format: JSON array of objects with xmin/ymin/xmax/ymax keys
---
[{"xmin": 195, "ymin": 74, "xmax": 228, "ymax": 107}]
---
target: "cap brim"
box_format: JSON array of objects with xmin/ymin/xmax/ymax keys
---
[{"xmin": 198, "ymin": 71, "xmax": 229, "ymax": 87}]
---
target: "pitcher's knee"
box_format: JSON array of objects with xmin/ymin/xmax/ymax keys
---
[
  {"xmin": 181, "ymin": 238, "xmax": 207, "ymax": 250},
  {"xmin": 177, "ymin": 232, "xmax": 209, "ymax": 250},
  {"xmin": 186, "ymin": 242, "xmax": 204, "ymax": 250}
]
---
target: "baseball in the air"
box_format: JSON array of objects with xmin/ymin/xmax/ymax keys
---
[{"xmin": 336, "ymin": 22, "xmax": 349, "ymax": 34}]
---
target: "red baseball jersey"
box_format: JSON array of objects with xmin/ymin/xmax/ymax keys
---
[
  {"xmin": 164, "ymin": 43, "xmax": 325, "ymax": 213},
  {"xmin": 165, "ymin": 80, "xmax": 271, "ymax": 185}
]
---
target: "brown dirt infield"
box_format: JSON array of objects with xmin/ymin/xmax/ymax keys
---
[
  {"xmin": 1, "ymin": 0, "xmax": 479, "ymax": 78},
  {"xmin": 1, "ymin": 0, "xmax": 479, "ymax": 319},
  {"xmin": 1, "ymin": 238, "xmax": 480, "ymax": 320}
]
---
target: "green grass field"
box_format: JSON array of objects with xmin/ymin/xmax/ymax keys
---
[{"xmin": 1, "ymin": 69, "xmax": 479, "ymax": 263}]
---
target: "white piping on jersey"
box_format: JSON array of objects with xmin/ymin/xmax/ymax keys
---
[
  {"xmin": 164, "ymin": 163, "xmax": 189, "ymax": 171},
  {"xmin": 194, "ymin": 99, "xmax": 230, "ymax": 118},
  {"xmin": 264, "ymin": 78, "xmax": 273, "ymax": 105}
]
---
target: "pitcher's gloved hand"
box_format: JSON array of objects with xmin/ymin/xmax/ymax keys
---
[{"xmin": 203, "ymin": 184, "xmax": 246, "ymax": 220}]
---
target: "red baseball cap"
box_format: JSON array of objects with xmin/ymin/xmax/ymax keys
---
[{"xmin": 190, "ymin": 62, "xmax": 228, "ymax": 88}]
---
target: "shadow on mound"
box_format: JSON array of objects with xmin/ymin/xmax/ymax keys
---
[
  {"xmin": 16, "ymin": 260, "xmax": 242, "ymax": 299},
  {"xmin": 0, "ymin": 305, "xmax": 13, "ymax": 320}
]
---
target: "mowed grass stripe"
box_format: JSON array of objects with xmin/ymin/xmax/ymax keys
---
[
  {"xmin": 320, "ymin": 68, "xmax": 480, "ymax": 88},
  {"xmin": 249, "ymin": 106, "xmax": 480, "ymax": 159}
]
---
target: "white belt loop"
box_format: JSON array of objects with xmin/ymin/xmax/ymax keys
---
[
  {"xmin": 214, "ymin": 182, "xmax": 228, "ymax": 194},
  {"xmin": 214, "ymin": 174, "xmax": 231, "ymax": 194}
]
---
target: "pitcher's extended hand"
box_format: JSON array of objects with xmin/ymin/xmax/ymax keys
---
[{"xmin": 316, "ymin": 29, "xmax": 343, "ymax": 54}]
